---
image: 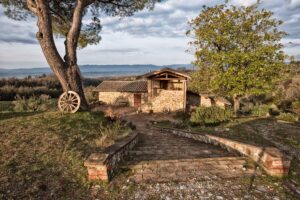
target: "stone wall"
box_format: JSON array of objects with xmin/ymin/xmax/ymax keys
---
[
  {"xmin": 143, "ymin": 89, "xmax": 184, "ymax": 112},
  {"xmin": 84, "ymin": 133, "xmax": 139, "ymax": 181},
  {"xmin": 153, "ymin": 126, "xmax": 291, "ymax": 177},
  {"xmin": 99, "ymin": 92, "xmax": 147, "ymax": 106},
  {"xmin": 200, "ymin": 96, "xmax": 212, "ymax": 107},
  {"xmin": 215, "ymin": 101, "xmax": 226, "ymax": 109}
]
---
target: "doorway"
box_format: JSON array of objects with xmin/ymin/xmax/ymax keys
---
[{"xmin": 134, "ymin": 94, "xmax": 142, "ymax": 107}]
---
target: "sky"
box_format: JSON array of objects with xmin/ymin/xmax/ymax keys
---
[{"xmin": 0, "ymin": 0, "xmax": 300, "ymax": 69}]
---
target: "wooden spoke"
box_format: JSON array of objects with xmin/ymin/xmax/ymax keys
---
[{"xmin": 58, "ymin": 91, "xmax": 81, "ymax": 113}]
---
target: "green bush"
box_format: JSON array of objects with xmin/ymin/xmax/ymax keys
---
[
  {"xmin": 174, "ymin": 111, "xmax": 190, "ymax": 121},
  {"xmin": 12, "ymin": 94, "xmax": 52, "ymax": 112},
  {"xmin": 250, "ymin": 105, "xmax": 271, "ymax": 117},
  {"xmin": 190, "ymin": 106, "xmax": 233, "ymax": 126},
  {"xmin": 276, "ymin": 113, "xmax": 299, "ymax": 123},
  {"xmin": 95, "ymin": 120, "xmax": 131, "ymax": 147},
  {"xmin": 292, "ymin": 100, "xmax": 300, "ymax": 110}
]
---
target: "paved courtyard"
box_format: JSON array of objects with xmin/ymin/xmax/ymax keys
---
[
  {"xmin": 124, "ymin": 128, "xmax": 256, "ymax": 183},
  {"xmin": 91, "ymin": 113, "xmax": 296, "ymax": 199}
]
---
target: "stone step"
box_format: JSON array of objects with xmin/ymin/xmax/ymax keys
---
[
  {"xmin": 129, "ymin": 149, "xmax": 215, "ymax": 155},
  {"xmin": 122, "ymin": 157, "xmax": 257, "ymax": 183},
  {"xmin": 133, "ymin": 146, "xmax": 215, "ymax": 150}
]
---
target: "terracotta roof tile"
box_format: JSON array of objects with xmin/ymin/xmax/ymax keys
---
[{"xmin": 94, "ymin": 81, "xmax": 148, "ymax": 93}]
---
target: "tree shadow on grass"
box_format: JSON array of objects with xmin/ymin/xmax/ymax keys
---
[
  {"xmin": 0, "ymin": 112, "xmax": 40, "ymax": 121},
  {"xmin": 223, "ymin": 117, "xmax": 299, "ymax": 199}
]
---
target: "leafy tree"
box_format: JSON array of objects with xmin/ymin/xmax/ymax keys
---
[
  {"xmin": 187, "ymin": 2, "xmax": 288, "ymax": 113},
  {"xmin": 0, "ymin": 0, "xmax": 159, "ymax": 109}
]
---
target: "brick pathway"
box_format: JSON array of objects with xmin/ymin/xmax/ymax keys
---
[{"xmin": 124, "ymin": 128, "xmax": 256, "ymax": 183}]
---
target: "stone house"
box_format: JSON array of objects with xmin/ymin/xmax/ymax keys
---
[
  {"xmin": 187, "ymin": 92, "xmax": 231, "ymax": 110},
  {"xmin": 94, "ymin": 68, "xmax": 191, "ymax": 112},
  {"xmin": 200, "ymin": 94, "xmax": 231, "ymax": 109}
]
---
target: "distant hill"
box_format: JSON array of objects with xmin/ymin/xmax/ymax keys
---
[{"xmin": 0, "ymin": 64, "xmax": 192, "ymax": 78}]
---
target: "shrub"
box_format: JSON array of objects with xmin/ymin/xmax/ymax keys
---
[
  {"xmin": 292, "ymin": 100, "xmax": 300, "ymax": 110},
  {"xmin": 190, "ymin": 106, "xmax": 233, "ymax": 126},
  {"xmin": 84, "ymin": 86, "xmax": 98, "ymax": 102},
  {"xmin": 250, "ymin": 105, "xmax": 271, "ymax": 117},
  {"xmin": 276, "ymin": 113, "xmax": 299, "ymax": 123},
  {"xmin": 12, "ymin": 94, "xmax": 52, "ymax": 112},
  {"xmin": 95, "ymin": 120, "xmax": 131, "ymax": 147},
  {"xmin": 174, "ymin": 111, "xmax": 190, "ymax": 121}
]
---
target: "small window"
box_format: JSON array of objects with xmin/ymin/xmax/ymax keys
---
[{"xmin": 160, "ymin": 81, "xmax": 168, "ymax": 89}]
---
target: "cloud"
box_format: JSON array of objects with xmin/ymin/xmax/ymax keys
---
[
  {"xmin": 1, "ymin": 0, "xmax": 300, "ymax": 68},
  {"xmin": 94, "ymin": 48, "xmax": 141, "ymax": 53},
  {"xmin": 229, "ymin": 0, "xmax": 258, "ymax": 6},
  {"xmin": 0, "ymin": 11, "xmax": 37, "ymax": 44}
]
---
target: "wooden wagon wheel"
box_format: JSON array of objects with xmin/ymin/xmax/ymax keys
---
[{"xmin": 58, "ymin": 91, "xmax": 81, "ymax": 113}]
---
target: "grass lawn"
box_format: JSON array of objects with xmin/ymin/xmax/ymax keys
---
[
  {"xmin": 0, "ymin": 111, "xmax": 131, "ymax": 199},
  {"xmin": 0, "ymin": 101, "xmax": 13, "ymax": 112}
]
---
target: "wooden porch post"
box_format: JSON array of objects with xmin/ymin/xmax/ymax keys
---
[{"xmin": 183, "ymin": 80, "xmax": 187, "ymax": 112}]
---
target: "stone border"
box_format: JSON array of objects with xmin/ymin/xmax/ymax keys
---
[
  {"xmin": 153, "ymin": 125, "xmax": 291, "ymax": 177},
  {"xmin": 84, "ymin": 132, "xmax": 139, "ymax": 181}
]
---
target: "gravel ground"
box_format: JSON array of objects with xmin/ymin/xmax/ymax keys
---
[{"xmin": 92, "ymin": 175, "xmax": 293, "ymax": 200}]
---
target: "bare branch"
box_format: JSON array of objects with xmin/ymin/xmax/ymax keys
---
[
  {"xmin": 65, "ymin": 0, "xmax": 86, "ymax": 65},
  {"xmin": 26, "ymin": 0, "xmax": 38, "ymax": 14}
]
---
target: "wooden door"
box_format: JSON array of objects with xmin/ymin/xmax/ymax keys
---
[{"xmin": 134, "ymin": 94, "xmax": 142, "ymax": 107}]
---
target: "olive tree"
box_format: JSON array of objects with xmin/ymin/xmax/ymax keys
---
[{"xmin": 187, "ymin": 2, "xmax": 288, "ymax": 113}]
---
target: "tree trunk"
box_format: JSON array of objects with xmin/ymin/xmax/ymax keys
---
[
  {"xmin": 233, "ymin": 94, "xmax": 241, "ymax": 116},
  {"xmin": 64, "ymin": 64, "xmax": 89, "ymax": 110},
  {"xmin": 31, "ymin": 0, "xmax": 89, "ymax": 110}
]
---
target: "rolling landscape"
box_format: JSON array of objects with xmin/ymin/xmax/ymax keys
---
[
  {"xmin": 0, "ymin": 0, "xmax": 300, "ymax": 200},
  {"xmin": 0, "ymin": 64, "xmax": 193, "ymax": 78}
]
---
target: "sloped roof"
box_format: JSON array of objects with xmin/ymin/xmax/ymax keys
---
[
  {"xmin": 142, "ymin": 68, "xmax": 191, "ymax": 79},
  {"xmin": 94, "ymin": 81, "xmax": 148, "ymax": 93}
]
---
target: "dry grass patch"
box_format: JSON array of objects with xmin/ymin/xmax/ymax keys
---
[{"xmin": 0, "ymin": 111, "xmax": 131, "ymax": 199}]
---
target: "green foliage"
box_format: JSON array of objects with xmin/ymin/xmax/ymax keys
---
[
  {"xmin": 292, "ymin": 99, "xmax": 300, "ymax": 110},
  {"xmin": 12, "ymin": 94, "xmax": 52, "ymax": 112},
  {"xmin": 0, "ymin": 75, "xmax": 62, "ymax": 101},
  {"xmin": 0, "ymin": 76, "xmax": 101, "ymax": 101},
  {"xmin": 187, "ymin": 3, "xmax": 288, "ymax": 98},
  {"xmin": 174, "ymin": 111, "xmax": 190, "ymax": 121},
  {"xmin": 276, "ymin": 113, "xmax": 299, "ymax": 123},
  {"xmin": 249, "ymin": 105, "xmax": 271, "ymax": 117},
  {"xmin": 190, "ymin": 106, "xmax": 233, "ymax": 126},
  {"xmin": 95, "ymin": 120, "xmax": 131, "ymax": 147},
  {"xmin": 0, "ymin": 101, "xmax": 13, "ymax": 112}
]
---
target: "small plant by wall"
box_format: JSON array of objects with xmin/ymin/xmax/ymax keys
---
[
  {"xmin": 276, "ymin": 113, "xmax": 299, "ymax": 123},
  {"xmin": 190, "ymin": 106, "xmax": 233, "ymax": 126}
]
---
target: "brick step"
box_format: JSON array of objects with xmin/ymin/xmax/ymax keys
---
[
  {"xmin": 133, "ymin": 146, "xmax": 214, "ymax": 150},
  {"xmin": 129, "ymin": 150, "xmax": 214, "ymax": 155},
  {"xmin": 123, "ymin": 157, "xmax": 257, "ymax": 183}
]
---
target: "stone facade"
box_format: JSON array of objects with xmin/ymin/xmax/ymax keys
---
[
  {"xmin": 153, "ymin": 126, "xmax": 291, "ymax": 177},
  {"xmin": 142, "ymin": 90, "xmax": 184, "ymax": 112},
  {"xmin": 96, "ymin": 68, "xmax": 191, "ymax": 112},
  {"xmin": 84, "ymin": 133, "xmax": 139, "ymax": 181},
  {"xmin": 99, "ymin": 92, "xmax": 147, "ymax": 106}
]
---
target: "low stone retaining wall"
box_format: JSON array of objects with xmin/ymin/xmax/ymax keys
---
[
  {"xmin": 153, "ymin": 126, "xmax": 291, "ymax": 177},
  {"xmin": 84, "ymin": 132, "xmax": 139, "ymax": 181}
]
